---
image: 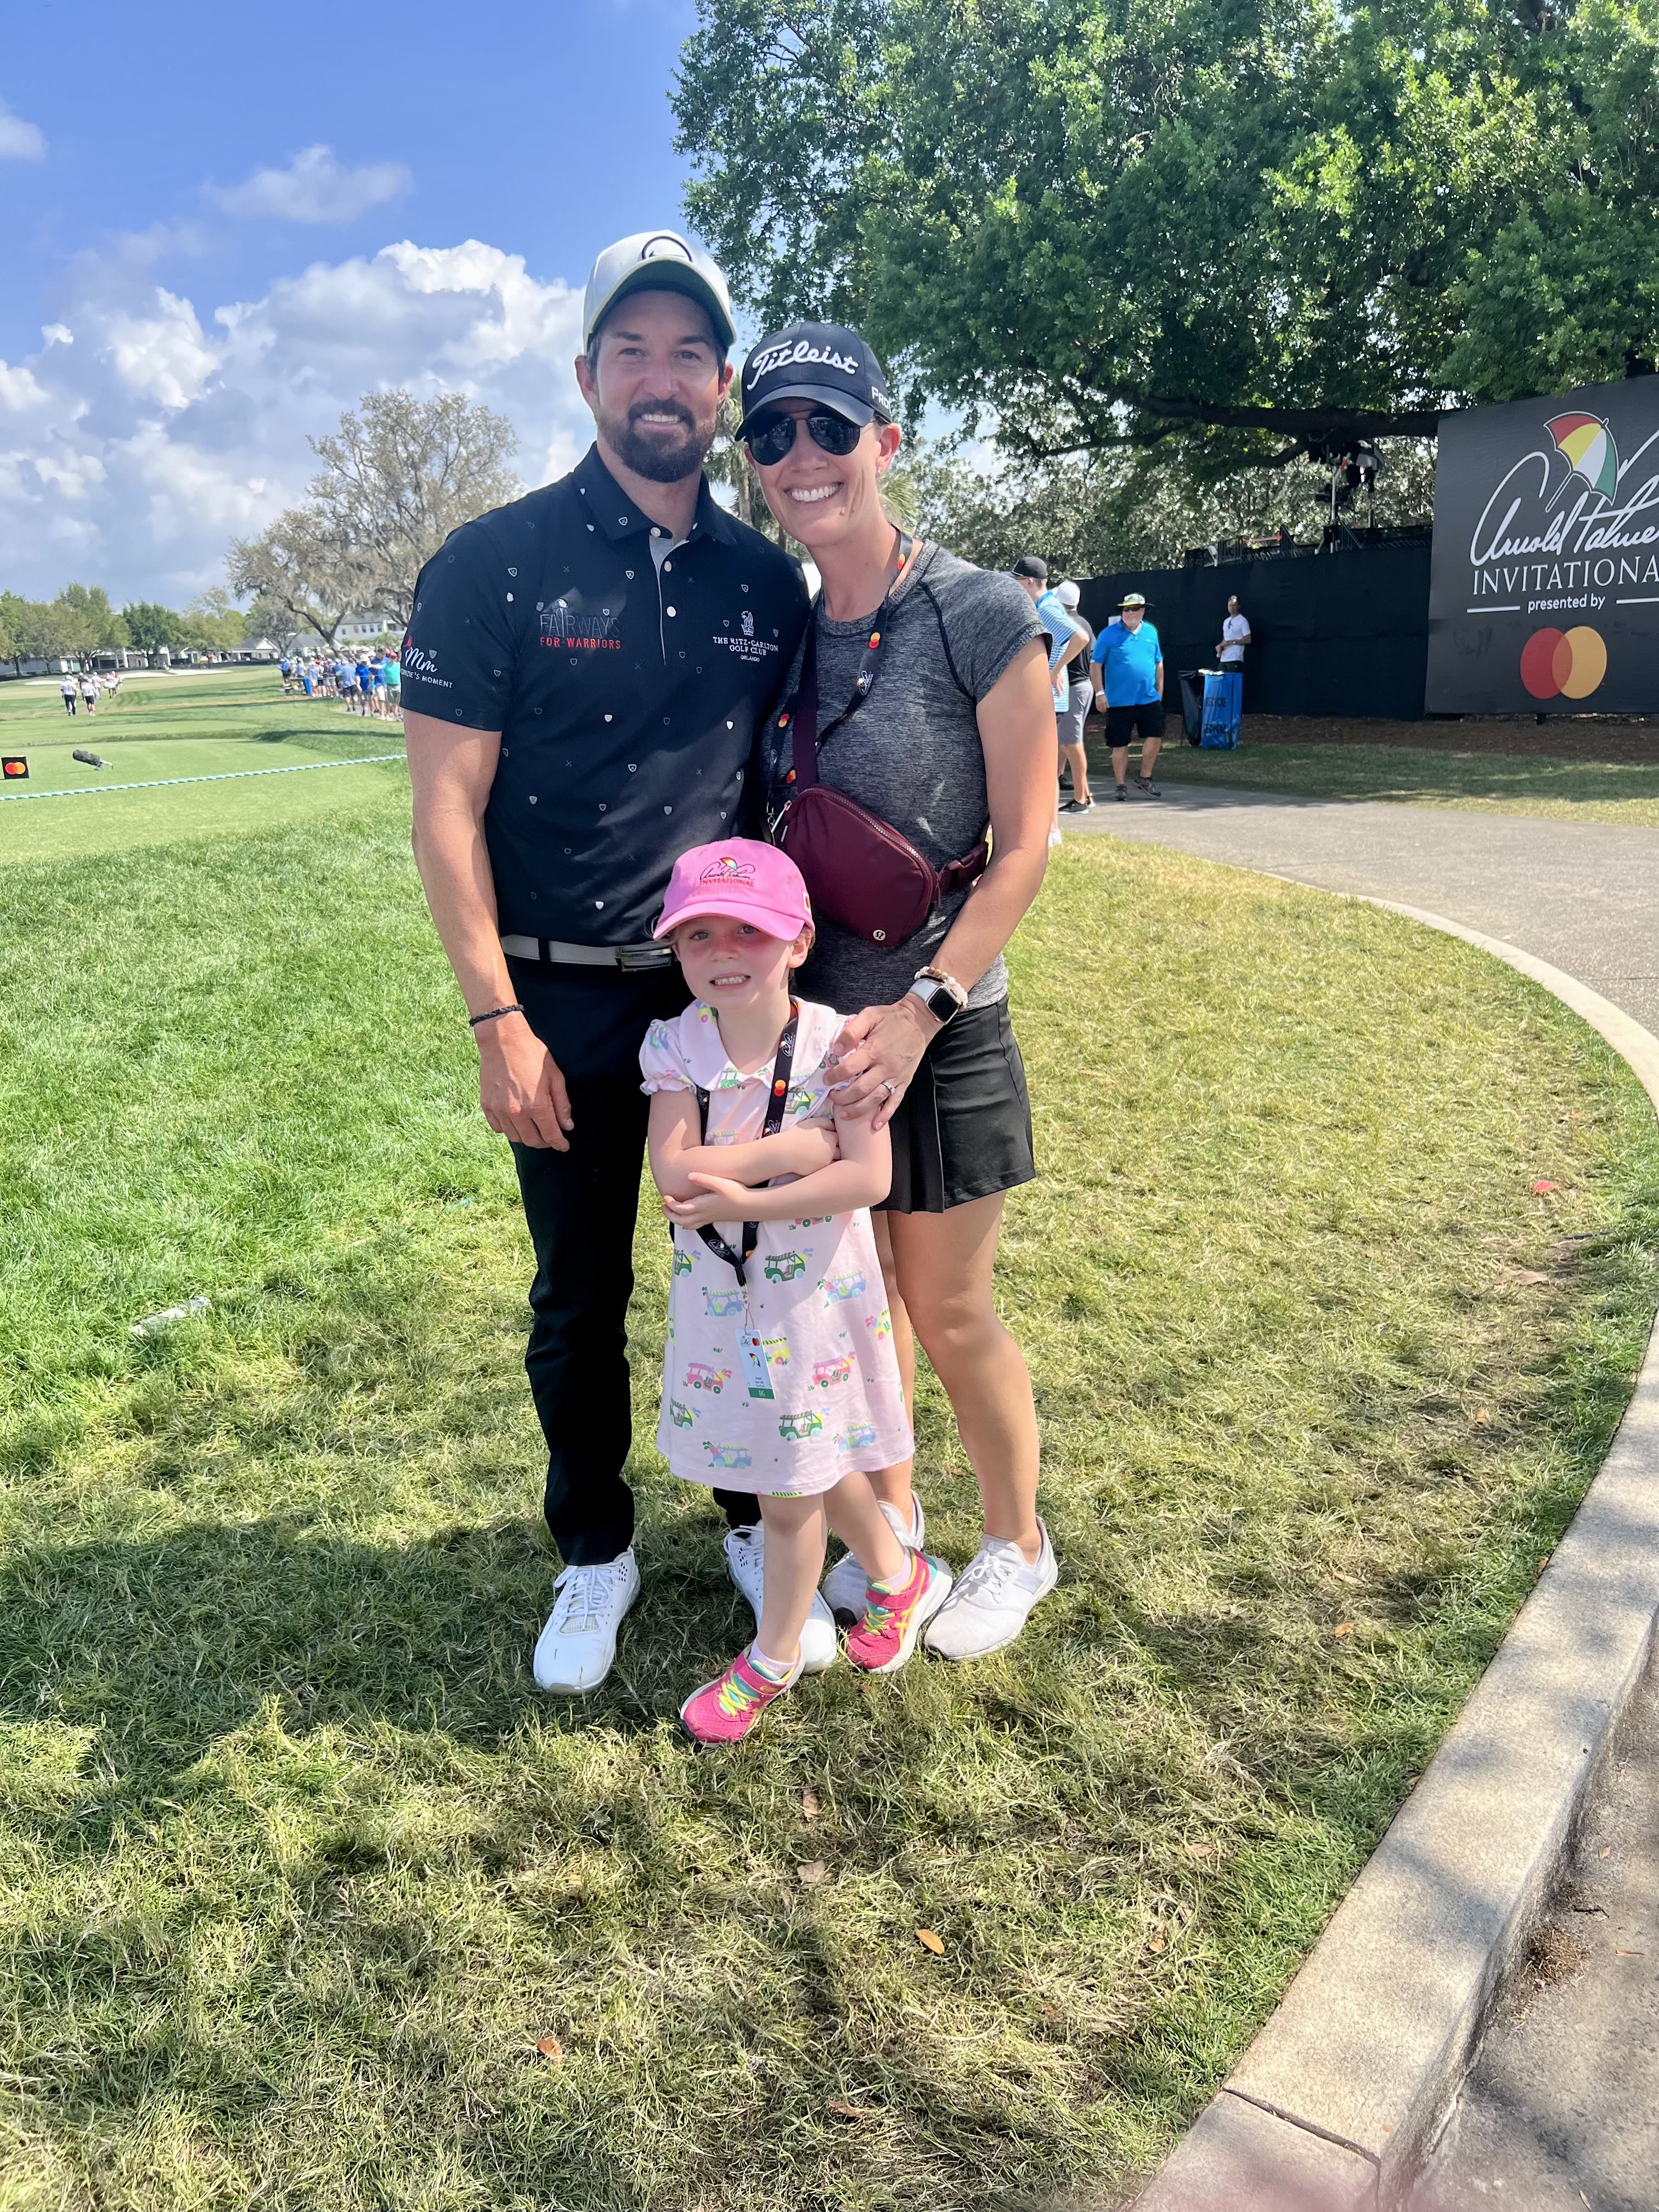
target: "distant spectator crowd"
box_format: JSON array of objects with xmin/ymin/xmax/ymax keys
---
[
  {"xmin": 279, "ymin": 649, "xmax": 403, "ymax": 719},
  {"xmin": 58, "ymin": 669, "xmax": 121, "ymax": 716}
]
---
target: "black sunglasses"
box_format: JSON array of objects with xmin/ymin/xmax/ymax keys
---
[{"xmin": 742, "ymin": 407, "xmax": 866, "ymax": 466}]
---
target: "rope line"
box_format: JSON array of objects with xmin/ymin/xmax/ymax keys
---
[{"xmin": 1, "ymin": 754, "xmax": 407, "ymax": 803}]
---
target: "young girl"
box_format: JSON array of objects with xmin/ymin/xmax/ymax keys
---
[{"xmin": 642, "ymin": 838, "xmax": 953, "ymax": 1745}]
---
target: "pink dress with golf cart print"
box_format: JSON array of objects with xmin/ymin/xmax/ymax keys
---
[{"xmin": 642, "ymin": 997, "xmax": 912, "ymax": 1497}]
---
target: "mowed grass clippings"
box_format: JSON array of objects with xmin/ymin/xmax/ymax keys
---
[{"xmin": 2, "ymin": 820, "xmax": 1657, "ymax": 2211}]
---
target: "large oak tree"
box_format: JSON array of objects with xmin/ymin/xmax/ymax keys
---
[
  {"xmin": 675, "ymin": 0, "xmax": 1659, "ymax": 461},
  {"xmin": 229, "ymin": 390, "xmax": 520, "ymax": 642}
]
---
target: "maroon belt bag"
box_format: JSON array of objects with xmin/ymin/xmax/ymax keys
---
[{"xmin": 771, "ymin": 582, "xmax": 988, "ymax": 948}]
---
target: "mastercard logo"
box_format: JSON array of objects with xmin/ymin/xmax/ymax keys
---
[
  {"xmin": 1, "ymin": 757, "xmax": 27, "ymax": 779},
  {"xmin": 1520, "ymin": 625, "xmax": 1607, "ymax": 701}
]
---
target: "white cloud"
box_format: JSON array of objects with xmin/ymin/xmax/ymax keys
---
[
  {"xmin": 210, "ymin": 145, "xmax": 412, "ymax": 224},
  {"xmin": 0, "ymin": 100, "xmax": 46, "ymax": 160},
  {"xmin": 0, "ymin": 239, "xmax": 590, "ymax": 602},
  {"xmin": 0, "ymin": 362, "xmax": 48, "ymax": 412}
]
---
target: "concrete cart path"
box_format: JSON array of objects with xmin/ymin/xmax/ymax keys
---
[
  {"xmin": 1067, "ymin": 784, "xmax": 1659, "ymax": 1036},
  {"xmin": 1410, "ymin": 1637, "xmax": 1659, "ymax": 2212},
  {"xmin": 1068, "ymin": 788, "xmax": 1659, "ymax": 2208}
]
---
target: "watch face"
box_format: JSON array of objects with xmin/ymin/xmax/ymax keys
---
[{"xmin": 922, "ymin": 981, "xmax": 960, "ymax": 1023}]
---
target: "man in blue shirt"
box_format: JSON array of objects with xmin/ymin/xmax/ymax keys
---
[{"xmin": 1091, "ymin": 592, "xmax": 1165, "ymax": 800}]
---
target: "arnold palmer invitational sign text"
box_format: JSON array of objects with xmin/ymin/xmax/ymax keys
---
[{"xmin": 1427, "ymin": 375, "xmax": 1659, "ymax": 714}]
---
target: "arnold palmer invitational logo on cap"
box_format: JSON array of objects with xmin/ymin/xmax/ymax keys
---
[{"xmin": 698, "ymin": 853, "xmax": 756, "ymax": 885}]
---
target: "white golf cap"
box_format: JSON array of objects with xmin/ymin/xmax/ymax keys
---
[
  {"xmin": 1056, "ymin": 579, "xmax": 1081, "ymax": 607},
  {"xmin": 582, "ymin": 230, "xmax": 736, "ymax": 354}
]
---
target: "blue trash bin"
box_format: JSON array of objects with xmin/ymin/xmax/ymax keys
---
[{"xmin": 1200, "ymin": 670, "xmax": 1243, "ymax": 749}]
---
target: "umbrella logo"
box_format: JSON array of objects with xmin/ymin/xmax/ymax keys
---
[
  {"xmin": 1520, "ymin": 625, "xmax": 1607, "ymax": 701},
  {"xmin": 1544, "ymin": 411, "xmax": 1618, "ymax": 507}
]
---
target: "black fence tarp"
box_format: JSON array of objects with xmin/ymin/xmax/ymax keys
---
[{"xmin": 1077, "ymin": 541, "xmax": 1432, "ymax": 720}]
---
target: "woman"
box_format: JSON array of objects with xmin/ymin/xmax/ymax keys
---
[{"xmin": 737, "ymin": 319, "xmax": 1058, "ymax": 1658}]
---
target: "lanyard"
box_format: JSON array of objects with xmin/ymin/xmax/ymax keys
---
[
  {"xmin": 689, "ymin": 1003, "xmax": 800, "ymax": 1288},
  {"xmin": 776, "ymin": 533, "xmax": 921, "ymax": 792}
]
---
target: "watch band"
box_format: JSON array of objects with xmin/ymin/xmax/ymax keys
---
[{"xmin": 912, "ymin": 964, "xmax": 968, "ymax": 1008}]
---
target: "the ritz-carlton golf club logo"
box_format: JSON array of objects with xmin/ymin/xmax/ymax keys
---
[{"xmin": 1467, "ymin": 408, "xmax": 1659, "ymax": 701}]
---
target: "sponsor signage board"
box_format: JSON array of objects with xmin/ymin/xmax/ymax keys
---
[{"xmin": 1427, "ymin": 374, "xmax": 1659, "ymax": 714}]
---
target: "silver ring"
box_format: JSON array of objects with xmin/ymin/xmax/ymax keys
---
[{"xmin": 881, "ymin": 1079, "xmax": 898, "ymax": 1097}]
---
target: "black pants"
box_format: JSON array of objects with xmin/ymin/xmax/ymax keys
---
[{"xmin": 509, "ymin": 960, "xmax": 759, "ymax": 1565}]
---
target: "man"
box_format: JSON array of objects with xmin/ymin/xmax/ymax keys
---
[
  {"xmin": 400, "ymin": 230, "xmax": 809, "ymax": 1696},
  {"xmin": 1053, "ymin": 579, "xmax": 1094, "ymax": 812},
  {"xmin": 1013, "ymin": 556, "xmax": 1091, "ymax": 837},
  {"xmin": 60, "ymin": 674, "xmax": 77, "ymax": 716},
  {"xmin": 1217, "ymin": 594, "xmax": 1250, "ymax": 679},
  {"xmin": 1091, "ymin": 592, "xmax": 1165, "ymax": 800}
]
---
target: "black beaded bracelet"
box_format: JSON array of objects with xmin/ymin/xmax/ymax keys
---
[{"xmin": 467, "ymin": 1003, "xmax": 526, "ymax": 1030}]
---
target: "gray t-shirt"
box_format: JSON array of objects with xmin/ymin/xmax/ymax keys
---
[{"xmin": 763, "ymin": 545, "xmax": 1042, "ymax": 1014}]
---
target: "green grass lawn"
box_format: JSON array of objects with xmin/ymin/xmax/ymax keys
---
[
  {"xmin": 1152, "ymin": 738, "xmax": 1659, "ymax": 828},
  {"xmin": 0, "ymin": 670, "xmax": 407, "ymax": 867},
  {"xmin": 3, "ymin": 777, "xmax": 1657, "ymax": 2211}
]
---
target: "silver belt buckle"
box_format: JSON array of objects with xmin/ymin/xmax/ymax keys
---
[{"xmin": 617, "ymin": 941, "xmax": 670, "ymax": 972}]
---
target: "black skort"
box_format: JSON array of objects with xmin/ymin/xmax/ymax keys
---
[
  {"xmin": 881, "ymin": 997, "xmax": 1036, "ymax": 1215},
  {"xmin": 1104, "ymin": 701, "xmax": 1166, "ymax": 746}
]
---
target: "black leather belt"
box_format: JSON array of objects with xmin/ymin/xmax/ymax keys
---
[{"xmin": 500, "ymin": 933, "xmax": 674, "ymax": 972}]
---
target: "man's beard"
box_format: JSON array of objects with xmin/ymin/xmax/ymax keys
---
[{"xmin": 596, "ymin": 397, "xmax": 716, "ymax": 484}]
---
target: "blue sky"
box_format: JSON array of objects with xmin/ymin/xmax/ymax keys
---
[{"xmin": 1, "ymin": 0, "xmax": 707, "ymax": 603}]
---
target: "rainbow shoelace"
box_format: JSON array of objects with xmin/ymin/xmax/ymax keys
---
[
  {"xmin": 862, "ymin": 1568, "xmax": 920, "ymax": 1635},
  {"xmin": 714, "ymin": 1662, "xmax": 770, "ymax": 1720}
]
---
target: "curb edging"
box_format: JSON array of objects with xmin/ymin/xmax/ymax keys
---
[{"xmin": 1132, "ymin": 895, "xmax": 1659, "ymax": 2211}]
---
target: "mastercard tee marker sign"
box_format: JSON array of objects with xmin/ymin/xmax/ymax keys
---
[{"xmin": 1427, "ymin": 373, "xmax": 1659, "ymax": 714}]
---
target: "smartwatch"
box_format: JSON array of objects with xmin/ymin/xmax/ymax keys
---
[{"xmin": 907, "ymin": 967, "xmax": 967, "ymax": 1026}]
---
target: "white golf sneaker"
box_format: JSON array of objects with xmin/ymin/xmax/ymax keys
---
[
  {"xmin": 923, "ymin": 1520, "xmax": 1058, "ymax": 1660},
  {"xmin": 532, "ymin": 1550, "xmax": 641, "ymax": 1694},
  {"xmin": 821, "ymin": 1494, "xmax": 926, "ymax": 1623},
  {"xmin": 723, "ymin": 1525, "xmax": 838, "ymax": 1674}
]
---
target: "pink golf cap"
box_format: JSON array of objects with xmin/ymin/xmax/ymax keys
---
[{"xmin": 653, "ymin": 837, "xmax": 812, "ymax": 941}]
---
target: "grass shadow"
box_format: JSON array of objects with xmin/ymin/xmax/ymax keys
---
[{"xmin": 0, "ymin": 1498, "xmax": 787, "ymax": 1825}]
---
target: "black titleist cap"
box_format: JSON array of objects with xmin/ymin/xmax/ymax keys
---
[
  {"xmin": 1012, "ymin": 555, "xmax": 1047, "ymax": 580},
  {"xmin": 737, "ymin": 321, "xmax": 894, "ymax": 436}
]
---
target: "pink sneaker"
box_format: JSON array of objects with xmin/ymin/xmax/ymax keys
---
[
  {"xmin": 680, "ymin": 1646, "xmax": 802, "ymax": 1746},
  {"xmin": 845, "ymin": 1553, "xmax": 954, "ymax": 1675}
]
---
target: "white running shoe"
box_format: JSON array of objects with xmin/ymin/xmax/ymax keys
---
[
  {"xmin": 532, "ymin": 1550, "xmax": 641, "ymax": 1693},
  {"xmin": 723, "ymin": 1525, "xmax": 838, "ymax": 1674},
  {"xmin": 821, "ymin": 1494, "xmax": 927, "ymax": 1624},
  {"xmin": 923, "ymin": 1520, "xmax": 1058, "ymax": 1660}
]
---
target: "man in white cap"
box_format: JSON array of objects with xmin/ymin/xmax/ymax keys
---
[
  {"xmin": 400, "ymin": 232, "xmax": 810, "ymax": 1696},
  {"xmin": 1052, "ymin": 579, "xmax": 1096, "ymax": 812}
]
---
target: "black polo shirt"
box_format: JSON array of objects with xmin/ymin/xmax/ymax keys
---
[{"xmin": 400, "ymin": 443, "xmax": 809, "ymax": 944}]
